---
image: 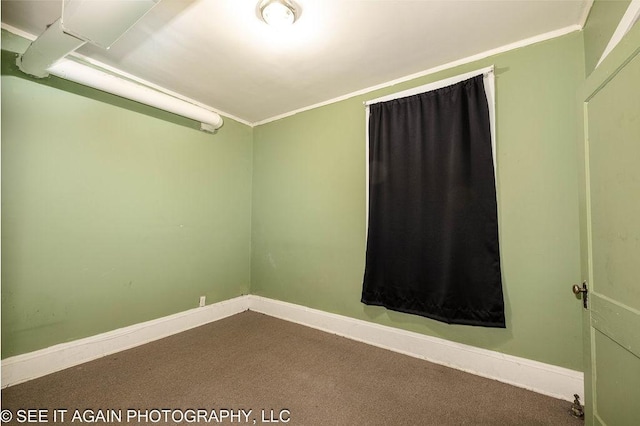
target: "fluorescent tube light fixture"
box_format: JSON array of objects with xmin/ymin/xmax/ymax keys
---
[
  {"xmin": 259, "ymin": 0, "xmax": 298, "ymax": 27},
  {"xmin": 48, "ymin": 59, "xmax": 224, "ymax": 132},
  {"xmin": 16, "ymin": 0, "xmax": 222, "ymax": 132}
]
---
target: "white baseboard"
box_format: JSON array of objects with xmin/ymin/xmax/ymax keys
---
[
  {"xmin": 248, "ymin": 295, "xmax": 584, "ymax": 402},
  {"xmin": 2, "ymin": 294, "xmax": 583, "ymax": 402},
  {"xmin": 1, "ymin": 295, "xmax": 249, "ymax": 388}
]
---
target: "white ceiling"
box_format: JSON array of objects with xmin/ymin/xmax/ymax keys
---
[{"xmin": 2, "ymin": 0, "xmax": 590, "ymax": 125}]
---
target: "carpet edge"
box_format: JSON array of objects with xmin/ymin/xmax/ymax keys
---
[
  {"xmin": 248, "ymin": 295, "xmax": 584, "ymax": 402},
  {"xmin": 1, "ymin": 295, "xmax": 250, "ymax": 388}
]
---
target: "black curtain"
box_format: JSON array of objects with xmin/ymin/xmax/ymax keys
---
[{"xmin": 362, "ymin": 75, "xmax": 505, "ymax": 328}]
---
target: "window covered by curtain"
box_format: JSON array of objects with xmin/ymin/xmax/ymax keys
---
[{"xmin": 361, "ymin": 74, "xmax": 505, "ymax": 328}]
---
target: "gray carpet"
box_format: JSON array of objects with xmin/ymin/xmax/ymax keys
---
[{"xmin": 1, "ymin": 311, "xmax": 583, "ymax": 425}]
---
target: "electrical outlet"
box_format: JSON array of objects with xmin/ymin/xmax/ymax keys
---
[{"xmin": 199, "ymin": 296, "xmax": 206, "ymax": 307}]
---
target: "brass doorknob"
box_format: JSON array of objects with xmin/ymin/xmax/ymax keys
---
[
  {"xmin": 572, "ymin": 284, "xmax": 586, "ymax": 295},
  {"xmin": 572, "ymin": 281, "xmax": 588, "ymax": 309}
]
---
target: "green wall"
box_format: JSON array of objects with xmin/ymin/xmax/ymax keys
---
[
  {"xmin": 1, "ymin": 53, "xmax": 253, "ymax": 357},
  {"xmin": 583, "ymin": 0, "xmax": 632, "ymax": 76},
  {"xmin": 252, "ymin": 33, "xmax": 585, "ymax": 370},
  {"xmin": 2, "ymin": 26, "xmax": 595, "ymax": 372}
]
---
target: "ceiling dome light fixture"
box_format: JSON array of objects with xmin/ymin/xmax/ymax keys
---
[{"xmin": 259, "ymin": 0, "xmax": 299, "ymax": 27}]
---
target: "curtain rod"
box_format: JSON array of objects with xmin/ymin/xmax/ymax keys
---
[{"xmin": 363, "ymin": 66, "xmax": 494, "ymax": 106}]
